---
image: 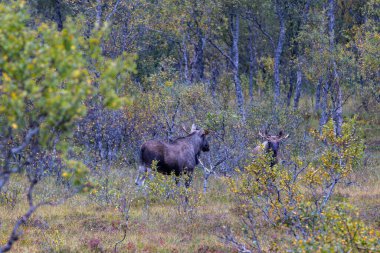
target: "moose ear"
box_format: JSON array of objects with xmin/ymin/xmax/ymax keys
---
[
  {"xmin": 191, "ymin": 124, "xmax": 197, "ymax": 133},
  {"xmin": 278, "ymin": 130, "xmax": 283, "ymax": 137}
]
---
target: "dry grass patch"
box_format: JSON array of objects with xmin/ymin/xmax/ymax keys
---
[{"xmin": 1, "ymin": 183, "xmax": 238, "ymax": 252}]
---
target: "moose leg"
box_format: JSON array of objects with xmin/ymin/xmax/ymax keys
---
[
  {"xmin": 184, "ymin": 171, "xmax": 193, "ymax": 188},
  {"xmin": 175, "ymin": 177, "xmax": 180, "ymax": 187},
  {"xmin": 135, "ymin": 165, "xmax": 148, "ymax": 186},
  {"xmin": 172, "ymin": 169, "xmax": 181, "ymax": 187}
]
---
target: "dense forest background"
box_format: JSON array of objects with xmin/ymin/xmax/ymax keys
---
[{"xmin": 0, "ymin": 0, "xmax": 379, "ymax": 252}]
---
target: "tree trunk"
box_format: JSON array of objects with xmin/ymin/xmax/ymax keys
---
[
  {"xmin": 247, "ymin": 22, "xmax": 257, "ymax": 103},
  {"xmin": 203, "ymin": 172, "xmax": 211, "ymax": 193},
  {"xmin": 190, "ymin": 30, "xmax": 205, "ymax": 83},
  {"xmin": 182, "ymin": 32, "xmax": 190, "ymax": 84},
  {"xmin": 293, "ymin": 65, "xmax": 302, "ymax": 109},
  {"xmin": 328, "ymin": 0, "xmax": 342, "ymax": 137},
  {"xmin": 197, "ymin": 35, "xmax": 206, "ymax": 81},
  {"xmin": 286, "ymin": 72, "xmax": 294, "ymax": 107},
  {"xmin": 188, "ymin": 1, "xmax": 205, "ymax": 83},
  {"xmin": 333, "ymin": 84, "xmax": 343, "ymax": 136},
  {"xmin": 274, "ymin": 2, "xmax": 286, "ymax": 106},
  {"xmin": 121, "ymin": 22, "xmax": 128, "ymax": 52},
  {"xmin": 211, "ymin": 65, "xmax": 219, "ymax": 98},
  {"xmin": 315, "ymin": 77, "xmax": 322, "ymax": 112},
  {"xmin": 190, "ymin": 9, "xmax": 205, "ymax": 83},
  {"xmin": 328, "ymin": 0, "xmax": 335, "ymax": 51},
  {"xmin": 359, "ymin": 75, "xmax": 369, "ymax": 112},
  {"xmin": 319, "ymin": 80, "xmax": 330, "ymax": 131},
  {"xmin": 53, "ymin": 0, "xmax": 63, "ymax": 31},
  {"xmin": 292, "ymin": 0, "xmax": 311, "ymax": 109},
  {"xmin": 230, "ymin": 13, "xmax": 246, "ymax": 121},
  {"xmin": 96, "ymin": 0, "xmax": 102, "ymax": 28}
]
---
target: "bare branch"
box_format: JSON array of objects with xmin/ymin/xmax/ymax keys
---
[
  {"xmin": 219, "ymin": 226, "xmax": 252, "ymax": 253},
  {"xmin": 242, "ymin": 12, "xmax": 275, "ymax": 50},
  {"xmin": 95, "ymin": 0, "xmax": 102, "ymax": 29},
  {"xmin": 318, "ymin": 175, "xmax": 341, "ymax": 215},
  {"xmin": 26, "ymin": 179, "xmax": 38, "ymax": 208},
  {"xmin": 0, "ymin": 183, "xmax": 72, "ymax": 253},
  {"xmin": 114, "ymin": 196, "xmax": 131, "ymax": 253},
  {"xmin": 11, "ymin": 127, "xmax": 39, "ymax": 155},
  {"xmin": 105, "ymin": 0, "xmax": 122, "ymax": 23},
  {"xmin": 213, "ymin": 157, "xmax": 227, "ymax": 169},
  {"xmin": 198, "ymin": 158, "xmax": 211, "ymax": 174},
  {"xmin": 207, "ymin": 38, "xmax": 235, "ymax": 68}
]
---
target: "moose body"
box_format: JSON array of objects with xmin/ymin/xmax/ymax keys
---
[
  {"xmin": 135, "ymin": 125, "xmax": 209, "ymax": 186},
  {"xmin": 253, "ymin": 130, "xmax": 288, "ymax": 166}
]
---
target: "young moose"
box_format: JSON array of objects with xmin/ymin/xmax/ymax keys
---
[
  {"xmin": 253, "ymin": 130, "xmax": 289, "ymax": 167},
  {"xmin": 135, "ymin": 124, "xmax": 210, "ymax": 187}
]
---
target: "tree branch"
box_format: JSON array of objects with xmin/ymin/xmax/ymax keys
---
[
  {"xmin": 105, "ymin": 0, "xmax": 122, "ymax": 23},
  {"xmin": 207, "ymin": 38, "xmax": 235, "ymax": 68},
  {"xmin": 242, "ymin": 12, "xmax": 275, "ymax": 50},
  {"xmin": 318, "ymin": 175, "xmax": 341, "ymax": 215},
  {"xmin": 114, "ymin": 196, "xmax": 131, "ymax": 253},
  {"xmin": 0, "ymin": 181, "xmax": 72, "ymax": 253},
  {"xmin": 11, "ymin": 127, "xmax": 39, "ymax": 155},
  {"xmin": 219, "ymin": 226, "xmax": 253, "ymax": 253}
]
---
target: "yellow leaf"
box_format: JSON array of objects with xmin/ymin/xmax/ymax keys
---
[
  {"xmin": 2, "ymin": 72, "xmax": 11, "ymax": 82},
  {"xmin": 71, "ymin": 69, "xmax": 81, "ymax": 79},
  {"xmin": 164, "ymin": 81, "xmax": 173, "ymax": 87}
]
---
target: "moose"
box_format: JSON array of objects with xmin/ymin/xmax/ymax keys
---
[
  {"xmin": 252, "ymin": 130, "xmax": 289, "ymax": 167},
  {"xmin": 135, "ymin": 124, "xmax": 210, "ymax": 187}
]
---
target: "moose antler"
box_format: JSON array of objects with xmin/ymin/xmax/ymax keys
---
[
  {"xmin": 277, "ymin": 130, "xmax": 289, "ymax": 140},
  {"xmin": 181, "ymin": 124, "xmax": 190, "ymax": 134},
  {"xmin": 258, "ymin": 131, "xmax": 267, "ymax": 139},
  {"xmin": 182, "ymin": 124, "xmax": 211, "ymax": 135},
  {"xmin": 279, "ymin": 134, "xmax": 289, "ymax": 140}
]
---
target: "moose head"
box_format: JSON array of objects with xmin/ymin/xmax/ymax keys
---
[{"xmin": 257, "ymin": 130, "xmax": 289, "ymax": 166}]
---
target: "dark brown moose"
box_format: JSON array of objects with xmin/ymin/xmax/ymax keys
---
[
  {"xmin": 135, "ymin": 124, "xmax": 210, "ymax": 187},
  {"xmin": 252, "ymin": 130, "xmax": 289, "ymax": 167}
]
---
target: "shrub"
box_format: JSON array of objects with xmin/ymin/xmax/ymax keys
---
[
  {"xmin": 224, "ymin": 117, "xmax": 367, "ymax": 252},
  {"xmin": 292, "ymin": 204, "xmax": 380, "ymax": 253}
]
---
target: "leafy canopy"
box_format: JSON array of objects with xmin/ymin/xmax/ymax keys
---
[{"xmin": 0, "ymin": 1, "xmax": 136, "ymax": 143}]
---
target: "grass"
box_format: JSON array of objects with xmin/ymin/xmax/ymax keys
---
[
  {"xmin": 1, "ymin": 162, "xmax": 379, "ymax": 252},
  {"xmin": 0, "ymin": 174, "xmax": 238, "ymax": 253},
  {"xmin": 335, "ymin": 117, "xmax": 380, "ymax": 228},
  {"xmin": 1, "ymin": 112, "xmax": 379, "ymax": 252}
]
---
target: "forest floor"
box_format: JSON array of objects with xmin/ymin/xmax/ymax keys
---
[
  {"xmin": 1, "ymin": 120, "xmax": 379, "ymax": 253},
  {"xmin": 1, "ymin": 176, "xmax": 238, "ymax": 252}
]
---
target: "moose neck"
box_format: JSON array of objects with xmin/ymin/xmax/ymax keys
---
[
  {"xmin": 265, "ymin": 141, "xmax": 278, "ymax": 166},
  {"xmin": 183, "ymin": 133, "xmax": 202, "ymax": 154}
]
